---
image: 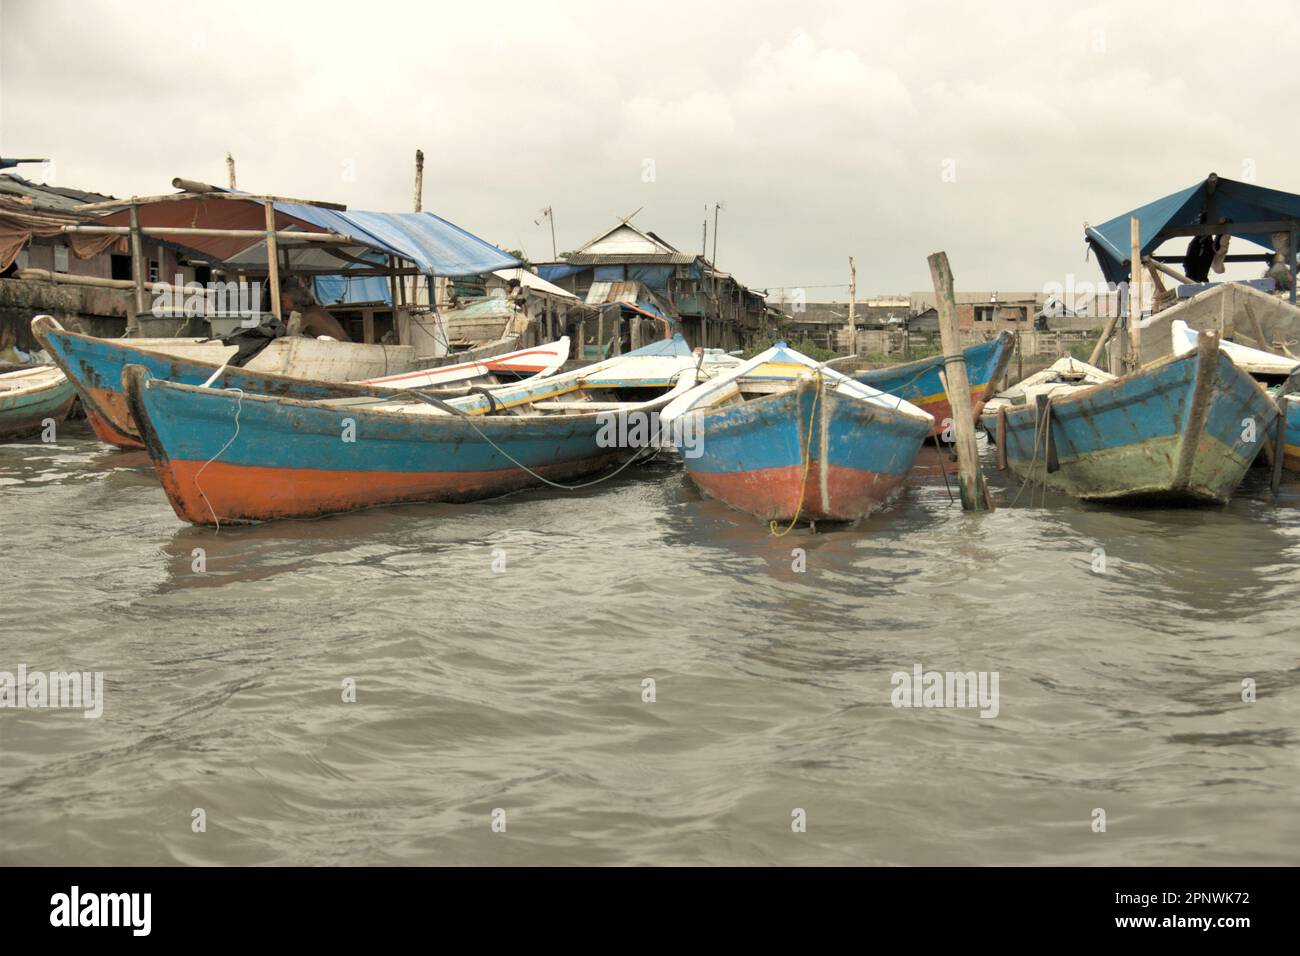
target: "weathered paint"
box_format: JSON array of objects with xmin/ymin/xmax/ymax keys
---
[
  {"xmin": 999, "ymin": 343, "xmax": 1276, "ymax": 504},
  {"xmin": 663, "ymin": 342, "xmax": 933, "ymax": 523},
  {"xmin": 123, "ymin": 341, "xmax": 701, "ymax": 525},
  {"xmin": 684, "ymin": 384, "xmax": 928, "ymax": 521},
  {"xmin": 34, "ymin": 317, "xmax": 564, "ymax": 449},
  {"xmin": 0, "ymin": 366, "xmax": 76, "ymax": 440},
  {"xmin": 1282, "ymin": 395, "xmax": 1300, "ymax": 473},
  {"xmin": 854, "ymin": 333, "xmax": 1014, "ymax": 436}
]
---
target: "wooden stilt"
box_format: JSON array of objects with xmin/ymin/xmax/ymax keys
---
[{"xmin": 928, "ymin": 251, "xmax": 991, "ymax": 511}]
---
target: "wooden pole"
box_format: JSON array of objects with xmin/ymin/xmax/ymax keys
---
[
  {"xmin": 1129, "ymin": 215, "xmax": 1143, "ymax": 369},
  {"xmin": 927, "ymin": 251, "xmax": 991, "ymax": 512},
  {"xmin": 263, "ymin": 200, "xmax": 282, "ymax": 323},
  {"xmin": 128, "ymin": 205, "xmax": 146, "ymax": 331},
  {"xmin": 847, "ymin": 255, "xmax": 856, "ymax": 355},
  {"xmin": 1271, "ymin": 376, "xmax": 1297, "ymax": 494},
  {"xmin": 414, "ymin": 149, "xmax": 424, "ymax": 212},
  {"xmin": 226, "ymin": 153, "xmax": 236, "ymax": 189}
]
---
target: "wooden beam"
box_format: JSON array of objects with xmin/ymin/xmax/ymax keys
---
[
  {"xmin": 73, "ymin": 190, "xmax": 347, "ymax": 214},
  {"xmin": 927, "ymin": 250, "xmax": 991, "ymax": 511},
  {"xmin": 264, "ymin": 200, "xmax": 282, "ymax": 323},
  {"xmin": 1156, "ymin": 219, "xmax": 1300, "ymax": 239},
  {"xmin": 1129, "ymin": 216, "xmax": 1142, "ymax": 369},
  {"xmin": 60, "ymin": 224, "xmax": 355, "ymax": 243},
  {"xmin": 129, "ymin": 205, "xmax": 147, "ymax": 320}
]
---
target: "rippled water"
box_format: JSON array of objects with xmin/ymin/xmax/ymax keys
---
[{"xmin": 1, "ymin": 420, "xmax": 1297, "ymax": 865}]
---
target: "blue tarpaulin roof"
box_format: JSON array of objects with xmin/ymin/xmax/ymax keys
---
[
  {"xmin": 1085, "ymin": 176, "xmax": 1300, "ymax": 285},
  {"xmin": 274, "ymin": 203, "xmax": 521, "ymax": 278}
]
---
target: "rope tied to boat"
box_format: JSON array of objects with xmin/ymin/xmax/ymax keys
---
[
  {"xmin": 192, "ymin": 387, "xmax": 245, "ymax": 531},
  {"xmin": 403, "ymin": 370, "xmax": 689, "ymax": 492},
  {"xmin": 770, "ymin": 369, "xmax": 824, "ymax": 537}
]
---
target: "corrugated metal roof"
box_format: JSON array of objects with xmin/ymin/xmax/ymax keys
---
[
  {"xmin": 565, "ymin": 252, "xmax": 697, "ymax": 265},
  {"xmin": 0, "ymin": 173, "xmax": 115, "ymax": 212}
]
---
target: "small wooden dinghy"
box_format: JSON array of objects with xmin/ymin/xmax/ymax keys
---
[
  {"xmin": 0, "ymin": 365, "xmax": 76, "ymax": 440},
  {"xmin": 123, "ymin": 336, "xmax": 701, "ymax": 525},
  {"xmin": 981, "ymin": 355, "xmax": 1112, "ymax": 440},
  {"xmin": 33, "ymin": 316, "xmax": 568, "ymax": 450},
  {"xmin": 995, "ymin": 331, "xmax": 1277, "ymax": 505},
  {"xmin": 659, "ymin": 342, "xmax": 934, "ymax": 524},
  {"xmin": 852, "ymin": 332, "xmax": 1013, "ymax": 436}
]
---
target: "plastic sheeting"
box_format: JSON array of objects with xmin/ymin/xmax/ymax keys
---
[
  {"xmin": 275, "ymin": 204, "xmax": 520, "ymax": 278},
  {"xmin": 313, "ymin": 274, "xmax": 392, "ymax": 306}
]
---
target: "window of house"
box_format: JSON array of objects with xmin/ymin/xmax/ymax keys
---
[
  {"xmin": 110, "ymin": 254, "xmax": 132, "ymax": 280},
  {"xmin": 974, "ymin": 305, "xmax": 995, "ymax": 322},
  {"xmin": 53, "ymin": 246, "xmax": 70, "ymax": 273},
  {"xmin": 148, "ymin": 260, "xmax": 160, "ymax": 283}
]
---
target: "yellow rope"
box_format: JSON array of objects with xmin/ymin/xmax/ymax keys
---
[{"xmin": 770, "ymin": 370, "xmax": 823, "ymax": 536}]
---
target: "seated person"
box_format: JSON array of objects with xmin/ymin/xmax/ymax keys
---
[{"xmin": 280, "ymin": 279, "xmax": 352, "ymax": 341}]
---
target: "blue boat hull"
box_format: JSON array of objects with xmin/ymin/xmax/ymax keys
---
[
  {"xmin": 995, "ymin": 337, "xmax": 1276, "ymax": 504},
  {"xmin": 683, "ymin": 381, "xmax": 931, "ymax": 522}
]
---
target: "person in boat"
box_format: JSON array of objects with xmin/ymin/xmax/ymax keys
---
[
  {"xmin": 279, "ymin": 278, "xmax": 352, "ymax": 341},
  {"xmin": 1183, "ymin": 212, "xmax": 1215, "ymax": 282}
]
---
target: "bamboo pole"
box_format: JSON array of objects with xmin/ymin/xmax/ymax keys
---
[
  {"xmin": 847, "ymin": 255, "xmax": 856, "ymax": 354},
  {"xmin": 1129, "ymin": 216, "xmax": 1143, "ymax": 369},
  {"xmin": 264, "ymin": 200, "xmax": 282, "ymax": 322},
  {"xmin": 927, "ymin": 251, "xmax": 991, "ymax": 512},
  {"xmin": 129, "ymin": 206, "xmax": 147, "ymax": 323},
  {"xmin": 414, "ymin": 149, "xmax": 424, "ymax": 212},
  {"xmin": 226, "ymin": 154, "xmax": 237, "ymax": 189},
  {"xmin": 60, "ymin": 224, "xmax": 355, "ymax": 243}
]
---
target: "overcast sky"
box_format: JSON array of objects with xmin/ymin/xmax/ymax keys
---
[{"xmin": 2, "ymin": 0, "xmax": 1294, "ymax": 300}]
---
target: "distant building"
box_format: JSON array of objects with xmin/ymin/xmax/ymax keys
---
[
  {"xmin": 535, "ymin": 219, "xmax": 771, "ymax": 349},
  {"xmin": 0, "ymin": 171, "xmax": 203, "ymax": 346}
]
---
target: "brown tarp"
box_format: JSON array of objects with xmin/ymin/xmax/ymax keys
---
[
  {"xmin": 0, "ymin": 203, "xmax": 111, "ymax": 271},
  {"xmin": 76, "ymin": 197, "xmax": 327, "ymax": 262}
]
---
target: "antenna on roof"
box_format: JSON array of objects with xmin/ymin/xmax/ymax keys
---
[{"xmin": 617, "ymin": 206, "xmax": 642, "ymax": 224}]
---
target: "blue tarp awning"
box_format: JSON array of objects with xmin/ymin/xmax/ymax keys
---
[
  {"xmin": 1085, "ymin": 175, "xmax": 1300, "ymax": 285},
  {"xmin": 313, "ymin": 274, "xmax": 393, "ymax": 306},
  {"xmin": 275, "ymin": 203, "xmax": 521, "ymax": 278}
]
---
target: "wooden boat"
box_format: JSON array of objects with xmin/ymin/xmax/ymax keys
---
[
  {"xmin": 994, "ymin": 331, "xmax": 1277, "ymax": 505},
  {"xmin": 0, "ymin": 365, "xmax": 77, "ymax": 440},
  {"xmin": 659, "ymin": 341, "xmax": 934, "ymax": 524},
  {"xmin": 1169, "ymin": 319, "xmax": 1300, "ymax": 478},
  {"xmin": 981, "ymin": 356, "xmax": 1112, "ymax": 440},
  {"xmin": 852, "ymin": 332, "xmax": 1013, "ymax": 436},
  {"xmin": 123, "ymin": 336, "xmax": 701, "ymax": 525},
  {"xmin": 32, "ymin": 316, "xmax": 568, "ymax": 450}
]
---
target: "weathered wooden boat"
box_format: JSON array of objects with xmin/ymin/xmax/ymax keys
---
[
  {"xmin": 32, "ymin": 316, "xmax": 567, "ymax": 450},
  {"xmin": 0, "ymin": 365, "xmax": 77, "ymax": 440},
  {"xmin": 994, "ymin": 331, "xmax": 1277, "ymax": 504},
  {"xmin": 123, "ymin": 336, "xmax": 701, "ymax": 525},
  {"xmin": 1169, "ymin": 319, "xmax": 1300, "ymax": 478},
  {"xmin": 853, "ymin": 332, "xmax": 1013, "ymax": 436},
  {"xmin": 659, "ymin": 342, "xmax": 934, "ymax": 524},
  {"xmin": 981, "ymin": 356, "xmax": 1112, "ymax": 440}
]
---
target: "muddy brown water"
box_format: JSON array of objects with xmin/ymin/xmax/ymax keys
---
[{"xmin": 1, "ymin": 420, "xmax": 1297, "ymax": 865}]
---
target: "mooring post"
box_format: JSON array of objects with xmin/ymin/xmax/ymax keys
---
[
  {"xmin": 927, "ymin": 251, "xmax": 991, "ymax": 511},
  {"xmin": 1271, "ymin": 371, "xmax": 1298, "ymax": 494}
]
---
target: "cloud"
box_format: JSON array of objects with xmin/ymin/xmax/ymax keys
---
[{"xmin": 3, "ymin": 0, "xmax": 1298, "ymax": 294}]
